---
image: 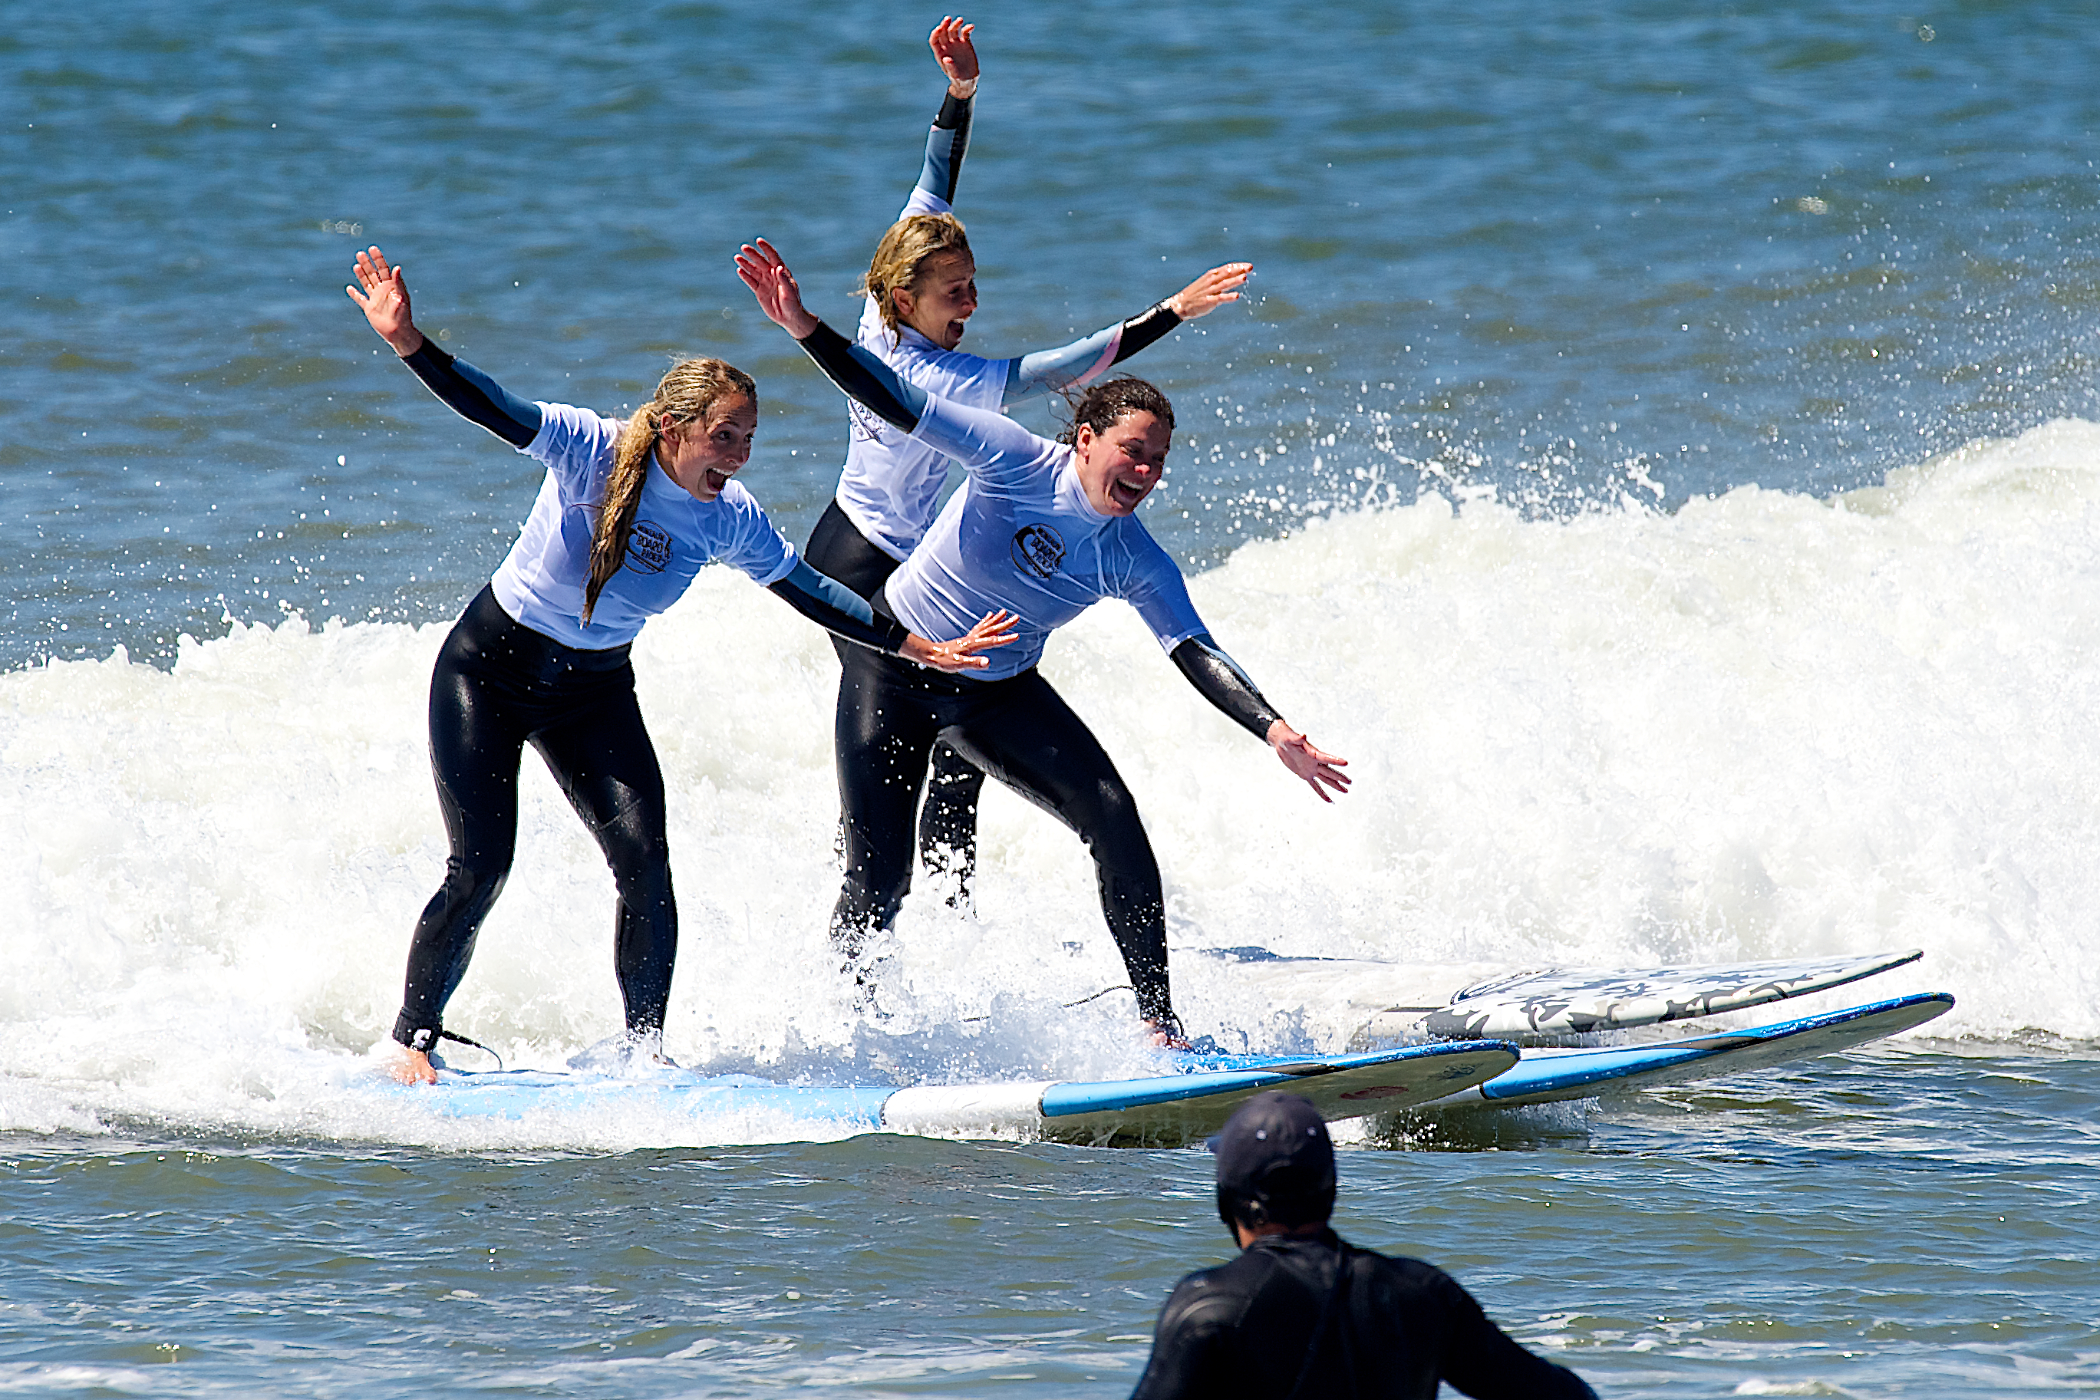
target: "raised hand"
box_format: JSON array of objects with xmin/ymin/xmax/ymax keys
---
[
  {"xmin": 1266, "ymin": 721, "xmax": 1351, "ymax": 803},
  {"xmin": 1165, "ymin": 262, "xmax": 1253, "ymax": 321},
  {"xmin": 901, "ymin": 609, "xmax": 1018, "ymax": 672},
  {"xmin": 734, "ymin": 239, "xmax": 820, "ymax": 339},
  {"xmin": 929, "ymin": 16, "xmax": 979, "ymax": 95},
  {"xmin": 346, "ymin": 246, "xmax": 425, "ymax": 357}
]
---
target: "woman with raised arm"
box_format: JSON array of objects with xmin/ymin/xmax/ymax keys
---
[
  {"xmin": 807, "ymin": 16, "xmax": 1255, "ymax": 907},
  {"xmin": 739, "ymin": 240, "xmax": 1348, "ymax": 1046},
  {"xmin": 346, "ymin": 247, "xmax": 1013, "ymax": 1085}
]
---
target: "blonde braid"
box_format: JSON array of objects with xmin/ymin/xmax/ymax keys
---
[{"xmin": 581, "ymin": 358, "xmax": 757, "ymax": 626}]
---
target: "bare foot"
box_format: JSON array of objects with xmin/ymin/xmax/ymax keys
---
[
  {"xmin": 388, "ymin": 1044, "xmax": 438, "ymax": 1085},
  {"xmin": 1144, "ymin": 1018, "xmax": 1193, "ymax": 1052}
]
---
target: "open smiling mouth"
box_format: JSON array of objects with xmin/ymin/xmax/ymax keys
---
[
  {"xmin": 704, "ymin": 467, "xmax": 735, "ymax": 494},
  {"xmin": 1109, "ymin": 475, "xmax": 1151, "ymax": 509}
]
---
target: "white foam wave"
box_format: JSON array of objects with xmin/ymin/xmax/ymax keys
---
[{"xmin": 5, "ymin": 419, "xmax": 2097, "ymax": 1143}]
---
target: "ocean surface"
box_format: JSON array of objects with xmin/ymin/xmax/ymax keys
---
[{"xmin": 4, "ymin": 0, "xmax": 2098, "ymax": 1394}]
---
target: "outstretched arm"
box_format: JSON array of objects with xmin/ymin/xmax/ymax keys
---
[
  {"xmin": 738, "ymin": 239, "xmax": 1041, "ymax": 463},
  {"xmin": 909, "ymin": 17, "xmax": 979, "ymax": 212},
  {"xmin": 769, "ymin": 559, "xmax": 1016, "ymax": 672},
  {"xmin": 346, "ymin": 246, "xmax": 542, "ymax": 448},
  {"xmin": 1169, "ymin": 634, "xmax": 1350, "ymax": 802},
  {"xmin": 1005, "ymin": 263, "xmax": 1254, "ymax": 403}
]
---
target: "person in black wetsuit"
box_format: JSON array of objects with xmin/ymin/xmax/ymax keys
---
[
  {"xmin": 1129, "ymin": 1092, "xmax": 1599, "ymax": 1399},
  {"xmin": 805, "ymin": 17, "xmax": 1253, "ymax": 908},
  {"xmin": 738, "ymin": 240, "xmax": 1346, "ymax": 1043},
  {"xmin": 345, "ymin": 247, "xmax": 1012, "ymax": 1085}
]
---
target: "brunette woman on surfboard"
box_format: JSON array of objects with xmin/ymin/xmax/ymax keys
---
[{"xmin": 739, "ymin": 238, "xmax": 1347, "ymax": 1047}]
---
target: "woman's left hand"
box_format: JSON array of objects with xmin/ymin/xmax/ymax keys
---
[
  {"xmin": 735, "ymin": 240, "xmax": 820, "ymax": 339},
  {"xmin": 901, "ymin": 609, "xmax": 1018, "ymax": 672},
  {"xmin": 929, "ymin": 16, "xmax": 979, "ymax": 96},
  {"xmin": 1165, "ymin": 262, "xmax": 1253, "ymax": 321},
  {"xmin": 1266, "ymin": 720, "xmax": 1351, "ymax": 802}
]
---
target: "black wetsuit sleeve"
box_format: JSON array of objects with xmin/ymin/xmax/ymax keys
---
[
  {"xmin": 1112, "ymin": 302, "xmax": 1182, "ymax": 364},
  {"xmin": 1432, "ymin": 1271, "xmax": 1598, "ymax": 1400},
  {"xmin": 398, "ymin": 341, "xmax": 543, "ymax": 449},
  {"xmin": 768, "ymin": 559, "xmax": 910, "ymax": 653},
  {"xmin": 797, "ymin": 321, "xmax": 929, "ymax": 433},
  {"xmin": 1128, "ymin": 1273, "xmax": 1239, "ymax": 1400},
  {"xmin": 1170, "ymin": 633, "xmax": 1284, "ymax": 741},
  {"xmin": 919, "ymin": 90, "xmax": 973, "ymax": 206}
]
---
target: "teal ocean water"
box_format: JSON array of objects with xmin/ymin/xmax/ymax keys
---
[{"xmin": 5, "ymin": 1, "xmax": 2099, "ymax": 1394}]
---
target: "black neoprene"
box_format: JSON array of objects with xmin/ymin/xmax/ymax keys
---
[
  {"xmin": 1170, "ymin": 634, "xmax": 1284, "ymax": 741},
  {"xmin": 400, "ymin": 341, "xmax": 543, "ymax": 448},
  {"xmin": 769, "ymin": 562, "xmax": 909, "ymax": 653},
  {"xmin": 393, "ymin": 587, "xmax": 675, "ymax": 1051},
  {"xmin": 829, "ymin": 637, "xmax": 1175, "ymax": 1026},
  {"xmin": 1112, "ymin": 303, "xmax": 1183, "ymax": 365},
  {"xmin": 805, "ymin": 502, "xmax": 986, "ymax": 886},
  {"xmin": 800, "ymin": 321, "xmax": 927, "ymax": 433},
  {"xmin": 1131, "ymin": 1231, "xmax": 1598, "ymax": 1400},
  {"xmin": 925, "ymin": 91, "xmax": 972, "ymax": 204}
]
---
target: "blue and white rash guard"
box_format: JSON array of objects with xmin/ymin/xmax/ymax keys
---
[
  {"xmin": 836, "ymin": 91, "xmax": 1184, "ymax": 563},
  {"xmin": 794, "ymin": 321, "xmax": 1287, "ymax": 741},
  {"xmin": 882, "ymin": 398, "xmax": 1206, "ymax": 682},
  {"xmin": 491, "ymin": 403, "xmax": 799, "ymax": 650},
  {"xmin": 394, "ymin": 341, "xmax": 906, "ymax": 656}
]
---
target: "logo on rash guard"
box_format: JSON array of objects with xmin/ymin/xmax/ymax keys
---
[
  {"xmin": 846, "ymin": 399, "xmax": 890, "ymax": 444},
  {"xmin": 1010, "ymin": 523, "xmax": 1066, "ymax": 579},
  {"xmin": 626, "ymin": 520, "xmax": 672, "ymax": 574}
]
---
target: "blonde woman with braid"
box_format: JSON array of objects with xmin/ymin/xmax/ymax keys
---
[
  {"xmin": 804, "ymin": 17, "xmax": 1254, "ymax": 927},
  {"xmin": 347, "ymin": 247, "xmax": 1013, "ymax": 1085}
]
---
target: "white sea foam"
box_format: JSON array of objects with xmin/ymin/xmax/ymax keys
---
[{"xmin": 4, "ymin": 419, "xmax": 2096, "ymax": 1143}]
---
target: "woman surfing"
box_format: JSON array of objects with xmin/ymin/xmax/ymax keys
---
[
  {"xmin": 805, "ymin": 16, "xmax": 1254, "ymax": 907},
  {"xmin": 346, "ymin": 246, "xmax": 1013, "ymax": 1084},
  {"xmin": 738, "ymin": 238, "xmax": 1347, "ymax": 1045}
]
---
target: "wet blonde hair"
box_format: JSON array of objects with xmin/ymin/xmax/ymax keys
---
[
  {"xmin": 583, "ymin": 357, "xmax": 757, "ymax": 625},
  {"xmin": 859, "ymin": 212, "xmax": 974, "ymax": 337}
]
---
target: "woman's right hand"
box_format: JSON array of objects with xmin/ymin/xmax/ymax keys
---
[
  {"xmin": 735, "ymin": 240, "xmax": 821, "ymax": 339},
  {"xmin": 900, "ymin": 609, "xmax": 1018, "ymax": 672},
  {"xmin": 346, "ymin": 246, "xmax": 425, "ymax": 357}
]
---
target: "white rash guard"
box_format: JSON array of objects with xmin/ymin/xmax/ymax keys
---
[
  {"xmin": 832, "ymin": 95, "xmax": 1179, "ymax": 563},
  {"xmin": 881, "ymin": 394, "xmax": 1207, "ymax": 682},
  {"xmin": 491, "ymin": 402, "xmax": 798, "ymax": 650}
]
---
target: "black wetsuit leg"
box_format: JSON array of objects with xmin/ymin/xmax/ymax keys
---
[
  {"xmin": 943, "ymin": 671, "xmax": 1172, "ymax": 1025},
  {"xmin": 829, "ymin": 639, "xmax": 945, "ymax": 959},
  {"xmin": 804, "ymin": 501, "xmax": 986, "ymax": 892},
  {"xmin": 528, "ymin": 671, "xmax": 677, "ymax": 1036},
  {"xmin": 830, "ymin": 638, "xmax": 1174, "ymax": 1025},
  {"xmin": 393, "ymin": 587, "xmax": 676, "ymax": 1048},
  {"xmin": 803, "ymin": 500, "xmax": 903, "ymax": 603}
]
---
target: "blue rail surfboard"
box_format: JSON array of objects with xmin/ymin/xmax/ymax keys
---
[
  {"xmin": 1425, "ymin": 991, "xmax": 1954, "ymax": 1109},
  {"xmin": 398, "ymin": 1039, "xmax": 1520, "ymax": 1148}
]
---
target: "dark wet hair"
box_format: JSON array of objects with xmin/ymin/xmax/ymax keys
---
[
  {"xmin": 1212, "ymin": 1092, "xmax": 1337, "ymax": 1231},
  {"xmin": 1057, "ymin": 375, "xmax": 1175, "ymax": 446}
]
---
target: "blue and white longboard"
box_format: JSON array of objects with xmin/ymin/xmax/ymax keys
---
[
  {"xmin": 1423, "ymin": 992, "xmax": 1954, "ymax": 1109},
  {"xmin": 403, "ymin": 1040, "xmax": 1519, "ymax": 1148},
  {"xmin": 1348, "ymin": 948, "xmax": 1926, "ymax": 1043}
]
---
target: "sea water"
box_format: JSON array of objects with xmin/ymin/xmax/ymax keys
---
[{"xmin": 4, "ymin": 0, "xmax": 2098, "ymax": 1394}]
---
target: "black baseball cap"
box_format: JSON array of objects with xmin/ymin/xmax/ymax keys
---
[{"xmin": 1211, "ymin": 1091, "xmax": 1337, "ymax": 1229}]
